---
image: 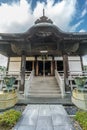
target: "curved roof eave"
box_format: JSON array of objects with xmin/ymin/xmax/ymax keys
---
[
  {"xmin": 25, "ymin": 22, "xmax": 87, "ymax": 40},
  {"xmin": 26, "ymin": 23, "xmax": 67, "ymax": 35}
]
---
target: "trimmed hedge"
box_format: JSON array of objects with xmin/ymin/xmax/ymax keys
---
[
  {"xmin": 75, "ymin": 110, "xmax": 87, "ymax": 130},
  {"xmin": 0, "ymin": 109, "xmax": 21, "ymax": 130}
]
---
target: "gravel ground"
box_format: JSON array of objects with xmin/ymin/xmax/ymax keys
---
[
  {"xmin": 70, "ymin": 117, "xmax": 82, "ymax": 130},
  {"xmin": 13, "ymin": 104, "xmax": 26, "ymax": 112},
  {"xmin": 64, "ymin": 105, "xmax": 79, "ymax": 115},
  {"xmin": 12, "ymin": 104, "xmax": 79, "ymax": 115},
  {"xmin": 64, "ymin": 105, "xmax": 82, "ymax": 129}
]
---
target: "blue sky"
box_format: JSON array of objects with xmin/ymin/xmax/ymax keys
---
[
  {"xmin": 0, "ymin": 0, "xmax": 86, "ymax": 33},
  {"xmin": 0, "ymin": 0, "xmax": 87, "ymax": 66}
]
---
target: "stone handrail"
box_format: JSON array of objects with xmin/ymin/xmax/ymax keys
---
[
  {"xmin": 24, "ymin": 70, "xmax": 34, "ymax": 97},
  {"xmin": 55, "ymin": 69, "xmax": 65, "ymax": 98}
]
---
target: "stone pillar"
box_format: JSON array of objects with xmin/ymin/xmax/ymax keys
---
[
  {"xmin": 20, "ymin": 54, "xmax": 26, "ymax": 92},
  {"xmin": 63, "ymin": 54, "xmax": 69, "ymax": 91},
  {"xmin": 80, "ymin": 56, "xmax": 84, "ymax": 71}
]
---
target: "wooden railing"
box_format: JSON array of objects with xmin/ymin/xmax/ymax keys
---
[
  {"xmin": 68, "ymin": 71, "xmax": 87, "ymax": 90},
  {"xmin": 55, "ymin": 70, "xmax": 87, "ymax": 95},
  {"xmin": 0, "ymin": 70, "xmax": 32, "ymax": 91},
  {"xmin": 55, "ymin": 70, "xmax": 65, "ymax": 97},
  {"xmin": 0, "ymin": 71, "xmax": 21, "ymax": 91}
]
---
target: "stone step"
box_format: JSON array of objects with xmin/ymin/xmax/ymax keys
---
[
  {"xmin": 30, "ymin": 84, "xmax": 59, "ymax": 87},
  {"xmin": 31, "ymin": 83, "xmax": 58, "ymax": 85},
  {"xmin": 26, "ymin": 76, "xmax": 61, "ymax": 98},
  {"xmin": 30, "ymin": 86, "xmax": 59, "ymax": 89},
  {"xmin": 32, "ymin": 79, "xmax": 57, "ymax": 83},
  {"xmin": 27, "ymin": 93, "xmax": 61, "ymax": 98},
  {"xmin": 29, "ymin": 88, "xmax": 60, "ymax": 91},
  {"xmin": 28, "ymin": 90, "xmax": 61, "ymax": 94}
]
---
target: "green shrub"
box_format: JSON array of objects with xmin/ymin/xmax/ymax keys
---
[
  {"xmin": 75, "ymin": 110, "xmax": 87, "ymax": 130},
  {"xmin": 0, "ymin": 109, "xmax": 21, "ymax": 130}
]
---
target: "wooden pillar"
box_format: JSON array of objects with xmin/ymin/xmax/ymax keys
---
[
  {"xmin": 63, "ymin": 54, "xmax": 69, "ymax": 91},
  {"xmin": 51, "ymin": 57, "xmax": 54, "ymax": 76},
  {"xmin": 7, "ymin": 57, "xmax": 10, "ymax": 71},
  {"xmin": 35, "ymin": 57, "xmax": 38, "ymax": 76},
  {"xmin": 55, "ymin": 61, "xmax": 57, "ymax": 70},
  {"xmin": 20, "ymin": 54, "xmax": 26, "ymax": 92},
  {"xmin": 80, "ymin": 56, "xmax": 84, "ymax": 71},
  {"xmin": 32, "ymin": 61, "xmax": 34, "ymax": 70}
]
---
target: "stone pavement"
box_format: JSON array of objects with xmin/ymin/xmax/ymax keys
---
[{"xmin": 13, "ymin": 105, "xmax": 75, "ymax": 130}]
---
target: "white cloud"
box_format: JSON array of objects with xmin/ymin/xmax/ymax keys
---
[
  {"xmin": 69, "ymin": 20, "xmax": 84, "ymax": 32},
  {"xmin": 86, "ymin": 0, "xmax": 87, "ymax": 5},
  {"xmin": 79, "ymin": 29, "xmax": 86, "ymax": 32},
  {"xmin": 0, "ymin": 0, "xmax": 78, "ymax": 33},
  {"xmin": 34, "ymin": 0, "xmax": 77, "ymax": 31},
  {"xmin": 80, "ymin": 0, "xmax": 87, "ymax": 18},
  {"xmin": 81, "ymin": 8, "xmax": 87, "ymax": 18},
  {"xmin": 0, "ymin": 0, "xmax": 34, "ymax": 33}
]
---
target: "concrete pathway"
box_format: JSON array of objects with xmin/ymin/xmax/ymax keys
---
[{"xmin": 13, "ymin": 105, "xmax": 75, "ymax": 130}]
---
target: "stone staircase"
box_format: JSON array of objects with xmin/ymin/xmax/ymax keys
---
[{"xmin": 27, "ymin": 76, "xmax": 61, "ymax": 98}]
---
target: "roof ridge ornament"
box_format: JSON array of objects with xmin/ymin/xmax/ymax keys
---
[
  {"xmin": 35, "ymin": 9, "xmax": 53, "ymax": 24},
  {"xmin": 43, "ymin": 8, "xmax": 45, "ymax": 16}
]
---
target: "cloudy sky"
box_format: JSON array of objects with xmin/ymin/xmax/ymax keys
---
[
  {"xmin": 0, "ymin": 0, "xmax": 87, "ymax": 33},
  {"xmin": 0, "ymin": 0, "xmax": 87, "ymax": 66}
]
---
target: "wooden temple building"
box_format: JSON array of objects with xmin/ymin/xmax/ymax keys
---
[{"xmin": 0, "ymin": 11, "xmax": 87, "ymax": 94}]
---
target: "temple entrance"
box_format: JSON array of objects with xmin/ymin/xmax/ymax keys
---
[
  {"xmin": 45, "ymin": 61, "xmax": 51, "ymax": 75},
  {"xmin": 26, "ymin": 61, "xmax": 32, "ymax": 71},
  {"xmin": 38, "ymin": 61, "xmax": 51, "ymax": 76},
  {"xmin": 38, "ymin": 61, "xmax": 43, "ymax": 75}
]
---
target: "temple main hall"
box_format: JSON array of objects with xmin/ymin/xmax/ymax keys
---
[{"xmin": 0, "ymin": 11, "xmax": 87, "ymax": 98}]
